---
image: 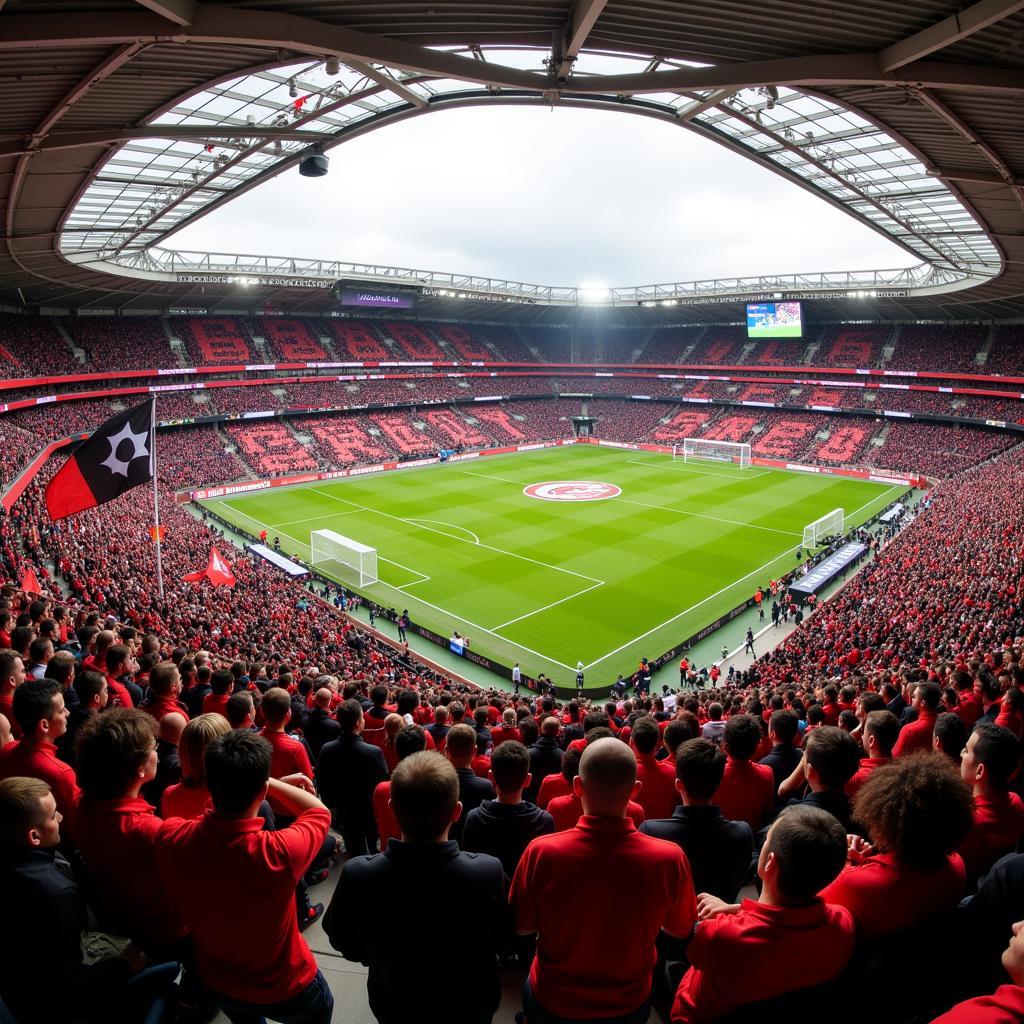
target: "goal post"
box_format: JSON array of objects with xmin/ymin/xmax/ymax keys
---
[
  {"xmin": 675, "ymin": 438, "xmax": 751, "ymax": 469},
  {"xmin": 802, "ymin": 508, "xmax": 845, "ymax": 550},
  {"xmin": 310, "ymin": 529, "xmax": 378, "ymax": 587}
]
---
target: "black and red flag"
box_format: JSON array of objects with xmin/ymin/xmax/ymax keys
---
[{"xmin": 46, "ymin": 399, "xmax": 155, "ymax": 521}]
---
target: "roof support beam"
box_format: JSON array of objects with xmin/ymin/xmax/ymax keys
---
[
  {"xmin": 133, "ymin": 0, "xmax": 195, "ymax": 26},
  {"xmin": 926, "ymin": 166, "xmax": 1024, "ymax": 186},
  {"xmin": 914, "ymin": 88, "xmax": 1024, "ymax": 212},
  {"xmin": 554, "ymin": 0, "xmax": 608, "ymax": 79},
  {"xmin": 2, "ymin": 9, "xmax": 1023, "ymax": 95},
  {"xmin": 675, "ymin": 89, "xmax": 737, "ymax": 122},
  {"xmin": 0, "ymin": 125, "xmax": 331, "ymax": 159},
  {"xmin": 879, "ymin": 0, "xmax": 1024, "ymax": 71},
  {"xmin": 345, "ymin": 60, "xmax": 427, "ymax": 107}
]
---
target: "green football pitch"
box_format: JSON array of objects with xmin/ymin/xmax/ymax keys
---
[{"xmin": 200, "ymin": 445, "xmax": 908, "ymax": 687}]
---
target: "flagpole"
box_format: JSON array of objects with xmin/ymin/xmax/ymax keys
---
[{"xmin": 150, "ymin": 397, "xmax": 165, "ymax": 602}]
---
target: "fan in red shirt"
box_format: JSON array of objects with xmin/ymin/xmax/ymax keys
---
[
  {"xmin": 71, "ymin": 709, "xmax": 188, "ymax": 951},
  {"xmin": 714, "ymin": 714, "xmax": 775, "ymax": 831},
  {"xmin": 511, "ymin": 738, "xmax": 696, "ymax": 1022},
  {"xmin": 156, "ymin": 729, "xmax": 334, "ymax": 1023},
  {"xmin": 260, "ymin": 688, "xmax": 313, "ymax": 782},
  {"xmin": 0, "ymin": 651, "xmax": 25, "ymax": 739},
  {"xmin": 672, "ymin": 804, "xmax": 855, "ymax": 1023},
  {"xmin": 547, "ymin": 745, "xmax": 646, "ymax": 831},
  {"xmin": 140, "ymin": 662, "xmax": 189, "ymax": 724},
  {"xmin": 490, "ymin": 708, "xmax": 521, "ymax": 748},
  {"xmin": 822, "ymin": 752, "xmax": 972, "ymax": 939},
  {"xmin": 200, "ymin": 669, "xmax": 233, "ymax": 719},
  {"xmin": 630, "ymin": 716, "xmax": 680, "ymax": 820},
  {"xmin": 161, "ymin": 713, "xmax": 231, "ymax": 820},
  {"xmin": 930, "ymin": 920, "xmax": 1024, "ymax": 1024},
  {"xmin": 846, "ymin": 709, "xmax": 899, "ymax": 800},
  {"xmin": 893, "ymin": 681, "xmax": 942, "ymax": 757},
  {"xmin": 373, "ymin": 724, "xmax": 428, "ymax": 848},
  {"xmin": 959, "ymin": 723, "xmax": 1024, "ymax": 882},
  {"xmin": 0, "ymin": 677, "xmax": 80, "ymax": 824}
]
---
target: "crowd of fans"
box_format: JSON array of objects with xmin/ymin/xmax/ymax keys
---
[
  {"xmin": 0, "ymin": 313, "xmax": 1020, "ymax": 1021},
  {"xmin": 0, "ymin": 443, "xmax": 1022, "ymax": 1022}
]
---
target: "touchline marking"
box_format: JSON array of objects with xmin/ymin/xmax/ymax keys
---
[
  {"xmin": 614, "ymin": 496, "xmax": 802, "ymax": 539},
  {"xmin": 308, "ymin": 487, "xmax": 603, "ymax": 585},
  {"xmin": 624, "ymin": 458, "xmax": 770, "ymax": 480},
  {"xmin": 490, "ymin": 580, "xmax": 605, "ymax": 632},
  {"xmin": 582, "ymin": 543, "xmax": 799, "ymax": 672}
]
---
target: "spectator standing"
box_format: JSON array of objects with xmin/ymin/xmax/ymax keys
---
[
  {"xmin": 462, "ymin": 740, "xmax": 554, "ymax": 877},
  {"xmin": 511, "ymin": 738, "xmax": 696, "ymax": 1024},
  {"xmin": 156, "ymin": 730, "xmax": 335, "ymax": 1024},
  {"xmin": 316, "ymin": 699, "xmax": 388, "ymax": 857},
  {"xmin": 326, "ymin": 751, "xmax": 508, "ymax": 1024},
  {"xmin": 640, "ymin": 738, "xmax": 754, "ymax": 903},
  {"xmin": 444, "ymin": 723, "xmax": 494, "ymax": 845}
]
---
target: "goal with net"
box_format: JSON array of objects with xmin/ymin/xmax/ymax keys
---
[
  {"xmin": 311, "ymin": 529, "xmax": 378, "ymax": 587},
  {"xmin": 674, "ymin": 438, "xmax": 752, "ymax": 469},
  {"xmin": 802, "ymin": 508, "xmax": 845, "ymax": 550}
]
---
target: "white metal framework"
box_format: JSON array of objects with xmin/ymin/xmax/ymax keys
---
[
  {"xmin": 677, "ymin": 439, "xmax": 752, "ymax": 468},
  {"xmin": 802, "ymin": 508, "xmax": 845, "ymax": 550},
  {"xmin": 58, "ymin": 52, "xmax": 1001, "ymax": 297},
  {"xmin": 311, "ymin": 528, "xmax": 378, "ymax": 587}
]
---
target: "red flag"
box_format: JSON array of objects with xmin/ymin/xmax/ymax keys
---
[
  {"xmin": 150, "ymin": 525, "xmax": 166, "ymax": 543},
  {"xmin": 20, "ymin": 567, "xmax": 40, "ymax": 595},
  {"xmin": 292, "ymin": 94, "xmax": 311, "ymax": 112},
  {"xmin": 183, "ymin": 546, "xmax": 235, "ymax": 587},
  {"xmin": 46, "ymin": 400, "xmax": 154, "ymax": 521}
]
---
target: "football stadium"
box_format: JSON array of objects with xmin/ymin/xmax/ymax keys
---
[{"xmin": 1, "ymin": 3, "xmax": 1024, "ymax": 1024}]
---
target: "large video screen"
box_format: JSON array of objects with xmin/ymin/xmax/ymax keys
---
[
  {"xmin": 339, "ymin": 287, "xmax": 415, "ymax": 309},
  {"xmin": 746, "ymin": 301, "xmax": 803, "ymax": 339}
]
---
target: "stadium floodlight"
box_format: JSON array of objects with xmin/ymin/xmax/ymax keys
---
[
  {"xmin": 802, "ymin": 508, "xmax": 845, "ymax": 550},
  {"xmin": 675, "ymin": 438, "xmax": 751, "ymax": 469},
  {"xmin": 299, "ymin": 148, "xmax": 329, "ymax": 177},
  {"xmin": 311, "ymin": 529, "xmax": 378, "ymax": 587}
]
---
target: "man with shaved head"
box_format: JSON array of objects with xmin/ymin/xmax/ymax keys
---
[
  {"xmin": 305, "ymin": 687, "xmax": 341, "ymax": 758},
  {"xmin": 511, "ymin": 737, "xmax": 697, "ymax": 1023}
]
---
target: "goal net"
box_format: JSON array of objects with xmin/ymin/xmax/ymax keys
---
[
  {"xmin": 675, "ymin": 438, "xmax": 752, "ymax": 469},
  {"xmin": 802, "ymin": 508, "xmax": 845, "ymax": 550},
  {"xmin": 310, "ymin": 529, "xmax": 378, "ymax": 587}
]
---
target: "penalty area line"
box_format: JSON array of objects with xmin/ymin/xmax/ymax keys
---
[{"xmin": 490, "ymin": 579, "xmax": 605, "ymax": 632}]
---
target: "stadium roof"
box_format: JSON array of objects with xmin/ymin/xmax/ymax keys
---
[{"xmin": 3, "ymin": 0, "xmax": 1024, "ymax": 322}]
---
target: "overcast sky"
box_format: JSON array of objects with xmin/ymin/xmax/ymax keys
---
[{"xmin": 167, "ymin": 104, "xmax": 918, "ymax": 287}]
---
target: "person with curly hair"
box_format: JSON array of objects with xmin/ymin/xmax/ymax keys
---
[{"xmin": 820, "ymin": 752, "xmax": 974, "ymax": 939}]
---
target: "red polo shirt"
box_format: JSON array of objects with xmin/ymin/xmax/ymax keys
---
[
  {"xmin": 142, "ymin": 695, "xmax": 189, "ymax": 723},
  {"xmin": 0, "ymin": 739, "xmax": 80, "ymax": 822},
  {"xmin": 715, "ymin": 757, "xmax": 775, "ymax": 830},
  {"xmin": 892, "ymin": 709, "xmax": 937, "ymax": 757},
  {"xmin": 511, "ymin": 815, "xmax": 696, "ymax": 1018},
  {"xmin": 71, "ymin": 795, "xmax": 186, "ymax": 946},
  {"xmin": 491, "ymin": 726, "xmax": 521, "ymax": 747},
  {"xmin": 156, "ymin": 806, "xmax": 330, "ymax": 1004},
  {"xmin": 536, "ymin": 773, "xmax": 571, "ymax": 809},
  {"xmin": 260, "ymin": 729, "xmax": 313, "ymax": 780},
  {"xmin": 845, "ymin": 756, "xmax": 890, "ymax": 801},
  {"xmin": 820, "ymin": 851, "xmax": 965, "ymax": 939},
  {"xmin": 930, "ymin": 985, "xmax": 1024, "ymax": 1024},
  {"xmin": 635, "ymin": 752, "xmax": 680, "ymax": 821},
  {"xmin": 105, "ymin": 674, "xmax": 134, "ymax": 709},
  {"xmin": 959, "ymin": 790, "xmax": 1024, "ymax": 880},
  {"xmin": 671, "ymin": 898, "xmax": 855, "ymax": 1023},
  {"xmin": 161, "ymin": 782, "xmax": 211, "ymax": 820},
  {"xmin": 201, "ymin": 692, "xmax": 230, "ymax": 718},
  {"xmin": 373, "ymin": 780, "xmax": 400, "ymax": 848},
  {"xmin": 547, "ymin": 793, "xmax": 645, "ymax": 832}
]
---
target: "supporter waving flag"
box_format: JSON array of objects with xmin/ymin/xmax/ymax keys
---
[
  {"xmin": 183, "ymin": 546, "xmax": 236, "ymax": 587},
  {"xmin": 45, "ymin": 399, "xmax": 154, "ymax": 521}
]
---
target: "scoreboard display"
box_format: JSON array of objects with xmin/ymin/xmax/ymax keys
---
[{"xmin": 746, "ymin": 301, "xmax": 803, "ymax": 339}]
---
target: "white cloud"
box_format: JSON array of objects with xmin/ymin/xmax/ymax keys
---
[{"xmin": 167, "ymin": 104, "xmax": 918, "ymax": 285}]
